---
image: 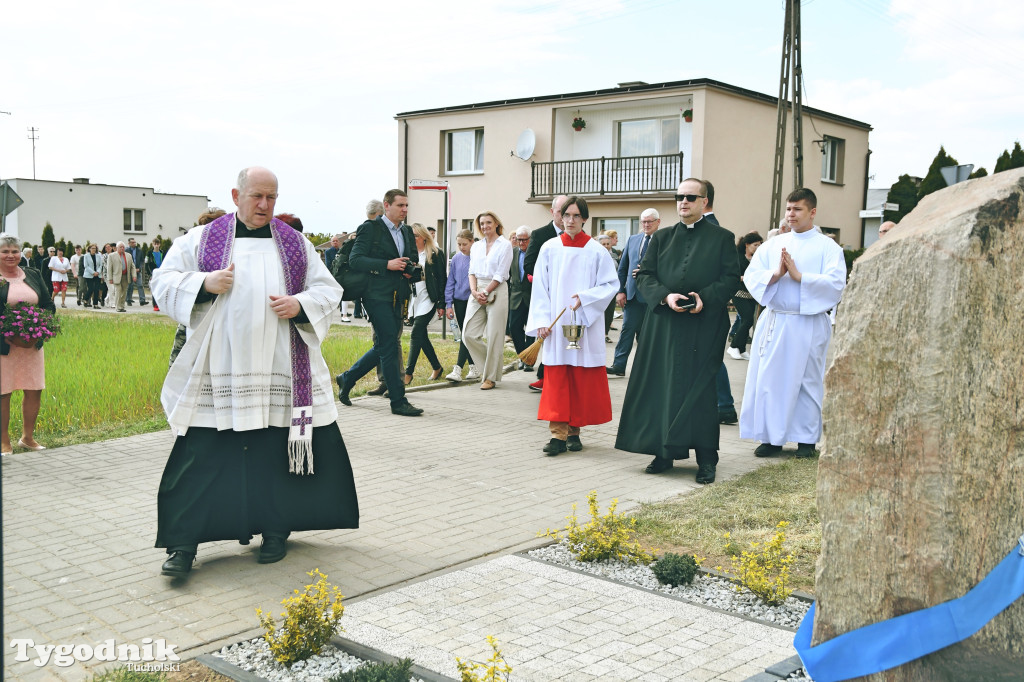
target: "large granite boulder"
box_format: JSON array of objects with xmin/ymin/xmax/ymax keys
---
[{"xmin": 815, "ymin": 168, "xmax": 1024, "ymax": 680}]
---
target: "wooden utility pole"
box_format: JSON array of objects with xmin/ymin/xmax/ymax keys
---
[{"xmin": 769, "ymin": 0, "xmax": 804, "ymax": 232}]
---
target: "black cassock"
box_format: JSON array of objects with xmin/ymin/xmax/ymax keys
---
[
  {"xmin": 615, "ymin": 218, "xmax": 740, "ymax": 458},
  {"xmin": 155, "ymin": 222, "xmax": 358, "ymax": 550}
]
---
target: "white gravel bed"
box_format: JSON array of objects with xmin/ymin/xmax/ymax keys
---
[
  {"xmin": 527, "ymin": 541, "xmax": 811, "ymax": 629},
  {"xmin": 214, "ymin": 637, "xmax": 427, "ymax": 682}
]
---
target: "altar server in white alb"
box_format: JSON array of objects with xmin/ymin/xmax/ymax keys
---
[
  {"xmin": 150, "ymin": 166, "xmax": 358, "ymax": 579},
  {"xmin": 526, "ymin": 196, "xmax": 619, "ymax": 456},
  {"xmin": 739, "ymin": 188, "xmax": 846, "ymax": 459}
]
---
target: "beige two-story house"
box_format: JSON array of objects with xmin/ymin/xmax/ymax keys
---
[{"xmin": 397, "ymin": 78, "xmax": 871, "ymax": 250}]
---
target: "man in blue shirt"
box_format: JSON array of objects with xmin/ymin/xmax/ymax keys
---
[{"xmin": 336, "ymin": 189, "xmax": 423, "ymax": 417}]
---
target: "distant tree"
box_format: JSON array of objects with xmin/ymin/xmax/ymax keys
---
[
  {"xmin": 40, "ymin": 223, "xmax": 56, "ymax": 250},
  {"xmin": 56, "ymin": 238, "xmax": 69, "ymax": 255},
  {"xmin": 917, "ymin": 147, "xmax": 959, "ymax": 201},
  {"xmin": 1010, "ymin": 141, "xmax": 1024, "ymax": 169},
  {"xmin": 994, "ymin": 150, "xmax": 1012, "ymax": 173},
  {"xmin": 969, "ymin": 167, "xmax": 988, "ymax": 179},
  {"xmin": 885, "ymin": 174, "xmax": 919, "ymax": 222}
]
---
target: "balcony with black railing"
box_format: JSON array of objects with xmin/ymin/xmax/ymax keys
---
[{"xmin": 531, "ymin": 152, "xmax": 684, "ymax": 199}]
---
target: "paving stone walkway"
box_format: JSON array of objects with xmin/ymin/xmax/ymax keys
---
[
  {"xmin": 342, "ymin": 555, "xmax": 796, "ymax": 682},
  {"xmin": 2, "ymin": 318, "xmax": 788, "ymax": 681}
]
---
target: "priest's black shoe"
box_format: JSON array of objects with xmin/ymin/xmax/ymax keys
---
[
  {"xmin": 718, "ymin": 409, "xmax": 738, "ymax": 425},
  {"xmin": 543, "ymin": 438, "xmax": 567, "ymax": 456},
  {"xmin": 161, "ymin": 550, "xmax": 195, "ymax": 577},
  {"xmin": 606, "ymin": 366, "xmax": 625, "ymax": 376},
  {"xmin": 794, "ymin": 443, "xmax": 817, "ymax": 458},
  {"xmin": 754, "ymin": 443, "xmax": 783, "ymax": 457},
  {"xmin": 391, "ymin": 402, "xmax": 424, "ymax": 417},
  {"xmin": 566, "ymin": 435, "xmax": 583, "ymax": 451},
  {"xmin": 367, "ymin": 383, "xmax": 388, "ymax": 396},
  {"xmin": 644, "ymin": 457, "xmax": 673, "ymax": 474},
  {"xmin": 258, "ymin": 536, "xmax": 287, "ymax": 564},
  {"xmin": 336, "ymin": 375, "xmax": 352, "ymax": 406},
  {"xmin": 696, "ymin": 464, "xmax": 716, "ymax": 485}
]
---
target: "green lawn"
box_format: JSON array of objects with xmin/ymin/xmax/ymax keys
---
[
  {"xmin": 631, "ymin": 457, "xmax": 821, "ymax": 592},
  {"xmin": 6, "ymin": 311, "xmax": 513, "ymax": 451}
]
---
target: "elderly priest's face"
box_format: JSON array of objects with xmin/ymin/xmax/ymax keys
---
[{"xmin": 232, "ymin": 168, "xmax": 279, "ymax": 229}]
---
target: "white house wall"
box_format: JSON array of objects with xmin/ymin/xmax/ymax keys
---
[{"xmin": 4, "ymin": 179, "xmax": 209, "ymax": 247}]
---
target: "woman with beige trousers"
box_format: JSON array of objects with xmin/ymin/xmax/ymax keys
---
[{"xmin": 464, "ymin": 211, "xmax": 515, "ymax": 390}]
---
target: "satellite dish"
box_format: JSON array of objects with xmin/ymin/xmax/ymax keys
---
[{"xmin": 513, "ymin": 128, "xmax": 536, "ymax": 161}]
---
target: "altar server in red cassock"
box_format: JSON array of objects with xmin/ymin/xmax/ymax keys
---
[{"xmin": 525, "ymin": 196, "xmax": 619, "ymax": 456}]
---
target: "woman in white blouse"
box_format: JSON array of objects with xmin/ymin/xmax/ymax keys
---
[{"xmin": 464, "ymin": 211, "xmax": 515, "ymax": 389}]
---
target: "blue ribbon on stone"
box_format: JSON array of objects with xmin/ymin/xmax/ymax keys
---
[{"xmin": 794, "ymin": 533, "xmax": 1024, "ymax": 682}]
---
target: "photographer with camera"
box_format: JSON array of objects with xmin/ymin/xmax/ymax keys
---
[
  {"xmin": 402, "ymin": 224, "xmax": 446, "ymax": 385},
  {"xmin": 335, "ymin": 189, "xmax": 424, "ymax": 416},
  {"xmin": 463, "ymin": 211, "xmax": 515, "ymax": 390}
]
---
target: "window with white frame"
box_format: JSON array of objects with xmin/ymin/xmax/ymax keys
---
[
  {"xmin": 123, "ymin": 208, "xmax": 144, "ymax": 232},
  {"xmin": 821, "ymin": 136, "xmax": 845, "ymax": 184},
  {"xmin": 617, "ymin": 118, "xmax": 680, "ymax": 157},
  {"xmin": 444, "ymin": 128, "xmax": 484, "ymax": 174}
]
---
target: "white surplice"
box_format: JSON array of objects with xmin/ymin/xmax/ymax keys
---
[
  {"xmin": 739, "ymin": 228, "xmax": 847, "ymax": 445},
  {"xmin": 151, "ymin": 224, "xmax": 342, "ymax": 436},
  {"xmin": 525, "ymin": 236, "xmax": 618, "ymax": 368}
]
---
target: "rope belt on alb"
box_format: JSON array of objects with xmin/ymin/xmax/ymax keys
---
[{"xmin": 794, "ymin": 533, "xmax": 1024, "ymax": 682}]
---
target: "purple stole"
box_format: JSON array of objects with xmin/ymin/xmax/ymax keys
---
[{"xmin": 198, "ymin": 213, "xmax": 316, "ymax": 474}]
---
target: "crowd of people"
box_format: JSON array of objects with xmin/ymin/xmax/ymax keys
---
[
  {"xmin": 2, "ymin": 165, "xmax": 861, "ymax": 579},
  {"xmin": 15, "ymin": 237, "xmax": 165, "ymax": 313}
]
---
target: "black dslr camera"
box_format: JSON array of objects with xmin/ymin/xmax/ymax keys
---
[{"xmin": 403, "ymin": 260, "xmax": 423, "ymax": 283}]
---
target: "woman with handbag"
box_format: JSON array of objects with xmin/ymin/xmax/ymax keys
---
[
  {"xmin": 464, "ymin": 211, "xmax": 514, "ymax": 390},
  {"xmin": 0, "ymin": 232, "xmax": 56, "ymax": 455},
  {"xmin": 403, "ymin": 224, "xmax": 447, "ymax": 384}
]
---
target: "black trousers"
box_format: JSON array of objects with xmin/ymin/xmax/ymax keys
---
[
  {"xmin": 508, "ymin": 302, "xmax": 534, "ymax": 355},
  {"xmin": 452, "ymin": 298, "xmax": 472, "ymax": 368},
  {"xmin": 406, "ymin": 310, "xmax": 441, "ymax": 374},
  {"xmin": 731, "ymin": 297, "xmax": 756, "ymax": 353}
]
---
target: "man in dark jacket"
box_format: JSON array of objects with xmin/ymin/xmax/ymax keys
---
[
  {"xmin": 335, "ymin": 189, "xmax": 422, "ymax": 416},
  {"xmin": 615, "ymin": 178, "xmax": 740, "ymax": 485}
]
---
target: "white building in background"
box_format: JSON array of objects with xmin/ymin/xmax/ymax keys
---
[
  {"xmin": 1, "ymin": 177, "xmax": 209, "ymax": 247},
  {"xmin": 859, "ymin": 187, "xmax": 890, "ymax": 248}
]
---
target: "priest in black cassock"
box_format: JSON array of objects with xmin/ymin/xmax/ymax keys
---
[
  {"xmin": 615, "ymin": 178, "xmax": 740, "ymax": 484},
  {"xmin": 151, "ymin": 167, "xmax": 359, "ymax": 578}
]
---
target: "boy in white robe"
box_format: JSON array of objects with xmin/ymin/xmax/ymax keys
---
[
  {"xmin": 739, "ymin": 188, "xmax": 847, "ymax": 458},
  {"xmin": 526, "ymin": 196, "xmax": 619, "ymax": 455}
]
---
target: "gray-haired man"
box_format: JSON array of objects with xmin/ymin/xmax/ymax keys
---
[{"xmin": 508, "ymin": 225, "xmax": 534, "ymax": 369}]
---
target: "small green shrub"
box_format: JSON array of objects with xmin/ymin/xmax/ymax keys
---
[
  {"xmin": 540, "ymin": 490, "xmax": 654, "ymax": 565},
  {"xmin": 717, "ymin": 521, "xmax": 795, "ymax": 606},
  {"xmin": 329, "ymin": 657, "xmax": 414, "ymax": 682},
  {"xmin": 256, "ymin": 568, "xmax": 345, "ymax": 666},
  {"xmin": 651, "ymin": 552, "xmax": 701, "ymax": 586},
  {"xmin": 455, "ymin": 636, "xmax": 512, "ymax": 682}
]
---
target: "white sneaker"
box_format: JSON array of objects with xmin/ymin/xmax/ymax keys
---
[
  {"xmin": 445, "ymin": 366, "xmax": 463, "ymax": 382},
  {"xmin": 341, "ymin": 316, "xmax": 351, "ymax": 323},
  {"xmin": 740, "ymin": 351, "xmax": 751, "ymax": 360},
  {"xmin": 465, "ymin": 365, "xmax": 481, "ymax": 380},
  {"xmin": 727, "ymin": 347, "xmax": 742, "ymax": 360}
]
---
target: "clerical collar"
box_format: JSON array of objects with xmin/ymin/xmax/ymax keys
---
[
  {"xmin": 682, "ymin": 216, "xmax": 704, "ymax": 230},
  {"xmin": 235, "ymin": 216, "xmax": 272, "ymax": 238}
]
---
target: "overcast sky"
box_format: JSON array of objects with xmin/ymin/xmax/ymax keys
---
[{"xmin": 2, "ymin": 0, "xmax": 1021, "ymax": 234}]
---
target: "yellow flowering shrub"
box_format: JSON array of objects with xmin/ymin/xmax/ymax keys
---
[
  {"xmin": 540, "ymin": 490, "xmax": 654, "ymax": 565},
  {"xmin": 718, "ymin": 521, "xmax": 794, "ymax": 606},
  {"xmin": 455, "ymin": 635, "xmax": 512, "ymax": 682},
  {"xmin": 256, "ymin": 568, "xmax": 345, "ymax": 665}
]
